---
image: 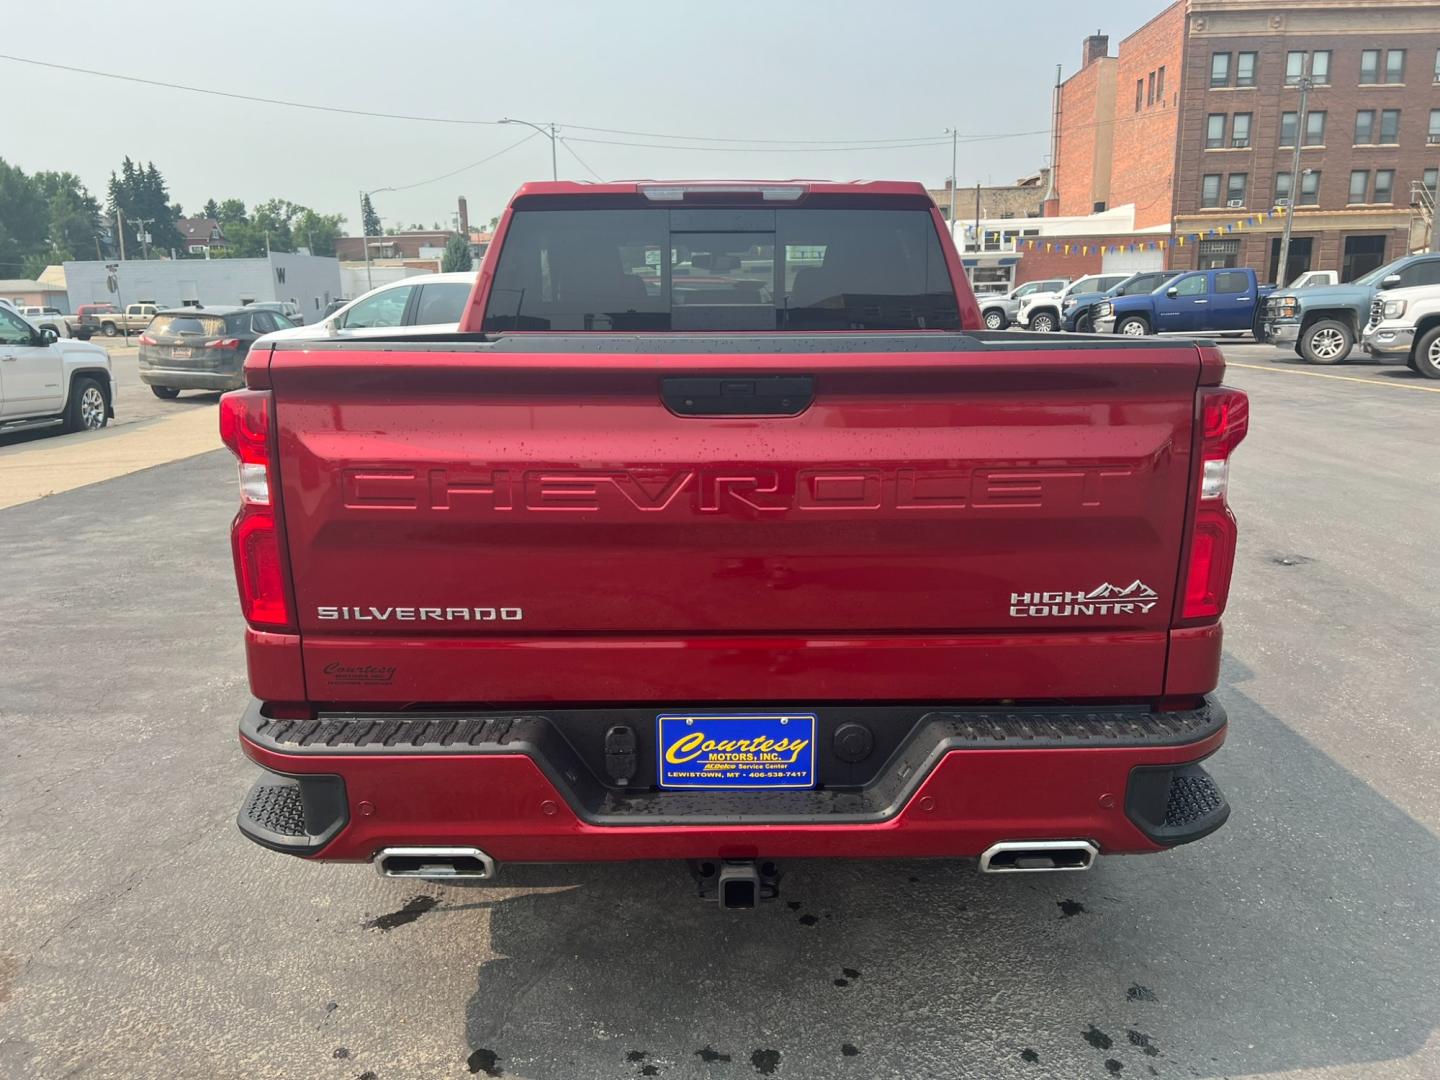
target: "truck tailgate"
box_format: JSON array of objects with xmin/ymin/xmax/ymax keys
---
[{"xmin": 266, "ymin": 337, "xmax": 1201, "ymax": 703}]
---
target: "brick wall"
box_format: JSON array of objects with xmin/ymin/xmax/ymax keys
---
[
  {"xmin": 1110, "ymin": 2, "xmax": 1185, "ymax": 229},
  {"xmin": 1013, "ymin": 233, "xmax": 1168, "ymax": 283},
  {"xmin": 1056, "ymin": 59, "xmax": 1111, "ymax": 217}
]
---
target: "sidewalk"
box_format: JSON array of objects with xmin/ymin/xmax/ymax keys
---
[{"xmin": 0, "ymin": 407, "xmax": 222, "ymax": 510}]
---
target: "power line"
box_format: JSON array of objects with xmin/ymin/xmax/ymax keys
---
[
  {"xmin": 557, "ymin": 138, "xmax": 604, "ymax": 182},
  {"xmin": 565, "ymin": 135, "xmax": 959, "ymax": 153},
  {"xmin": 0, "ymin": 52, "xmax": 504, "ymax": 127},
  {"xmin": 381, "ymin": 131, "xmax": 541, "ymax": 192}
]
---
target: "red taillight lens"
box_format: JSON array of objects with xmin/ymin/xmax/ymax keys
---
[
  {"xmin": 1181, "ymin": 386, "xmax": 1249, "ymax": 621},
  {"xmin": 219, "ymin": 390, "xmax": 293, "ymax": 631},
  {"xmin": 138, "ymin": 333, "xmax": 157, "ymax": 346},
  {"xmin": 206, "ymin": 337, "xmax": 242, "ymax": 349}
]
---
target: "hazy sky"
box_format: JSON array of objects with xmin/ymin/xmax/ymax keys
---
[{"xmin": 4, "ymin": 0, "xmax": 1162, "ymax": 233}]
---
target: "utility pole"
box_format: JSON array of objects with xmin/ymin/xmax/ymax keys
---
[
  {"xmin": 1276, "ymin": 76, "xmax": 1311, "ymax": 288},
  {"xmin": 131, "ymin": 217, "xmax": 154, "ymax": 261},
  {"xmin": 360, "ymin": 186, "xmax": 394, "ymax": 292},
  {"xmin": 499, "ymin": 118, "xmax": 558, "ymax": 180},
  {"xmin": 115, "ymin": 209, "xmax": 127, "ymax": 261},
  {"xmin": 943, "ymin": 128, "xmax": 958, "ymax": 235},
  {"xmin": 974, "ymin": 182, "xmax": 982, "ymax": 254}
]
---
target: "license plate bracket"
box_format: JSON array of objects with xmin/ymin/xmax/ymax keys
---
[{"xmin": 656, "ymin": 713, "xmax": 817, "ymax": 789}]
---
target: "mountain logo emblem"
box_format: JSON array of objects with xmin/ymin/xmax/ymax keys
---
[{"xmin": 1083, "ymin": 580, "xmax": 1158, "ymax": 601}]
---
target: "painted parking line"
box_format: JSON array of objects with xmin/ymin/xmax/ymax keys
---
[{"xmin": 1227, "ymin": 361, "xmax": 1440, "ymax": 394}]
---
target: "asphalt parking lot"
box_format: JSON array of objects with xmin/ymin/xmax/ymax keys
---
[{"xmin": 1, "ymin": 341, "xmax": 1437, "ymax": 1080}]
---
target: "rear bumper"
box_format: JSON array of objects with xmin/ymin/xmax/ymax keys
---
[
  {"xmin": 139, "ymin": 367, "xmax": 244, "ymax": 390},
  {"xmin": 237, "ymin": 697, "xmax": 1230, "ymax": 865}
]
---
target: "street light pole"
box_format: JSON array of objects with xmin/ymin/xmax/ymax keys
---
[
  {"xmin": 359, "ymin": 186, "xmax": 394, "ymax": 292},
  {"xmin": 1276, "ymin": 75, "xmax": 1311, "ymax": 288},
  {"xmin": 500, "ymin": 118, "xmax": 558, "ymax": 180}
]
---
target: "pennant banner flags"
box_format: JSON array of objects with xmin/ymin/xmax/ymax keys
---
[{"xmin": 1016, "ymin": 208, "xmax": 1286, "ymax": 256}]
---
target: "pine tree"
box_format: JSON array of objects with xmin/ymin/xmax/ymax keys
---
[
  {"xmin": 202, "ymin": 198, "xmax": 220, "ymax": 220},
  {"xmin": 361, "ymin": 194, "xmax": 381, "ymax": 237},
  {"xmin": 441, "ymin": 233, "xmax": 473, "ymax": 273}
]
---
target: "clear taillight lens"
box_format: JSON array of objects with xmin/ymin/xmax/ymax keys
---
[
  {"xmin": 1181, "ymin": 385, "xmax": 1249, "ymax": 621},
  {"xmin": 219, "ymin": 390, "xmax": 293, "ymax": 631}
]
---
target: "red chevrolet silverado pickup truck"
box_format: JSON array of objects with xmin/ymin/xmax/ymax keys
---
[{"xmin": 223, "ymin": 180, "xmax": 1247, "ymax": 908}]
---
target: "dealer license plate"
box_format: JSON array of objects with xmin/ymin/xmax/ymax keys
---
[
  {"xmin": 656, "ymin": 713, "xmax": 816, "ymax": 789},
  {"xmin": 170, "ymin": 347, "xmax": 192, "ymax": 359}
]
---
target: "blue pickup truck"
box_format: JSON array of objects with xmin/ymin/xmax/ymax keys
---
[{"xmin": 1093, "ymin": 267, "xmax": 1274, "ymax": 339}]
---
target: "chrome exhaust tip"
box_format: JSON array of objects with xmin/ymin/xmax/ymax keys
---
[
  {"xmin": 979, "ymin": 840, "xmax": 1099, "ymax": 873},
  {"xmin": 375, "ymin": 847, "xmax": 496, "ymax": 880}
]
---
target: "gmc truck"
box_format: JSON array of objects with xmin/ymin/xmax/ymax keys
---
[{"xmin": 225, "ymin": 181, "xmax": 1247, "ymax": 909}]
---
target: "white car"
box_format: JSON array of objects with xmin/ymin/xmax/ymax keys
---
[
  {"xmin": 0, "ymin": 306, "xmax": 115, "ymax": 436},
  {"xmin": 261, "ymin": 272, "xmax": 477, "ymax": 342},
  {"xmin": 1017, "ymin": 273, "xmax": 1131, "ymax": 332}
]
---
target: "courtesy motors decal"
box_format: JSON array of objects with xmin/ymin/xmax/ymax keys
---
[{"xmin": 1010, "ymin": 581, "xmax": 1159, "ymax": 618}]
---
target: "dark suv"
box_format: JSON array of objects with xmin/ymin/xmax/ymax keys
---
[{"xmin": 138, "ymin": 306, "xmax": 295, "ymax": 399}]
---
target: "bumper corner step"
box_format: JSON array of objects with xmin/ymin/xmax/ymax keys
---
[{"xmin": 237, "ymin": 771, "xmax": 348, "ymax": 856}]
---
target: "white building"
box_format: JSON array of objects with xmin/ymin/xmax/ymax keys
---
[{"xmin": 62, "ymin": 254, "xmax": 343, "ymax": 325}]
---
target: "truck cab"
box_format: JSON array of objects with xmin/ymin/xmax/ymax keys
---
[
  {"xmin": 1095, "ymin": 268, "xmax": 1271, "ymax": 338},
  {"xmin": 0, "ymin": 306, "xmax": 114, "ymax": 435}
]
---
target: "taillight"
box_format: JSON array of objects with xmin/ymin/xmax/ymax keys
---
[
  {"xmin": 138, "ymin": 333, "xmax": 157, "ymax": 346},
  {"xmin": 1181, "ymin": 386, "xmax": 1249, "ymax": 621},
  {"xmin": 219, "ymin": 389, "xmax": 293, "ymax": 631},
  {"xmin": 206, "ymin": 337, "xmax": 242, "ymax": 349}
]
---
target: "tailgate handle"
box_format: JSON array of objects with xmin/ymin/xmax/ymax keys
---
[{"xmin": 662, "ymin": 375, "xmax": 814, "ymax": 417}]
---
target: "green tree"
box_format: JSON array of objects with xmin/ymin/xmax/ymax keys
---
[
  {"xmin": 202, "ymin": 198, "xmax": 220, "ymax": 220},
  {"xmin": 441, "ymin": 233, "xmax": 473, "ymax": 273},
  {"xmin": 292, "ymin": 208, "xmax": 345, "ymax": 256},
  {"xmin": 0, "ymin": 160, "xmax": 102, "ymax": 274},
  {"xmin": 361, "ymin": 194, "xmax": 381, "ymax": 236},
  {"xmin": 106, "ymin": 157, "xmax": 183, "ymax": 257}
]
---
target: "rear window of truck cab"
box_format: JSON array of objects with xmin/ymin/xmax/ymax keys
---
[{"xmin": 482, "ymin": 207, "xmax": 960, "ymax": 332}]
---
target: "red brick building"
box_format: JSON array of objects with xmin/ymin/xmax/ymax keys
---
[{"xmin": 1050, "ymin": 0, "xmax": 1440, "ymax": 283}]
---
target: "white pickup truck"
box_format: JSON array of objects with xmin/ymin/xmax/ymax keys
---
[
  {"xmin": 0, "ymin": 306, "xmax": 115, "ymax": 436},
  {"xmin": 1362, "ymin": 283, "xmax": 1440, "ymax": 379},
  {"xmin": 1017, "ymin": 273, "xmax": 1131, "ymax": 332}
]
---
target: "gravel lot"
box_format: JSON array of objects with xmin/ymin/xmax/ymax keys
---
[{"xmin": 1, "ymin": 342, "xmax": 1436, "ymax": 1080}]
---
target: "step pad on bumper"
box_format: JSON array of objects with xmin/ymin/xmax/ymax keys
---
[
  {"xmin": 237, "ymin": 772, "xmax": 348, "ymax": 855},
  {"xmin": 1126, "ymin": 762, "xmax": 1230, "ymax": 846}
]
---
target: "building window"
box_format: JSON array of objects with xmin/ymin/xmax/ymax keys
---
[
  {"xmin": 1385, "ymin": 49, "xmax": 1405, "ymax": 83},
  {"xmin": 1136, "ymin": 78, "xmax": 1144, "ymax": 112},
  {"xmin": 1236, "ymin": 52, "xmax": 1257, "ymax": 87},
  {"xmin": 1435, "ymin": 48, "xmax": 1440, "ymax": 82},
  {"xmin": 1424, "ymin": 167, "xmax": 1438, "ymax": 195},
  {"xmin": 1280, "ymin": 111, "xmax": 1298, "ymax": 146},
  {"xmin": 1361, "ymin": 49, "xmax": 1380, "ymax": 84},
  {"xmin": 1147, "ymin": 71, "xmax": 1156, "ymax": 105},
  {"xmin": 1210, "ymin": 52, "xmax": 1231, "ymax": 88},
  {"xmin": 1285, "ymin": 51, "xmax": 1305, "ymax": 85},
  {"xmin": 1349, "ymin": 169, "xmax": 1370, "ymax": 203},
  {"xmin": 1201, "ymin": 174, "xmax": 1222, "ymax": 208},
  {"xmin": 1206, "ymin": 114, "xmax": 1226, "ymax": 148},
  {"xmin": 1380, "ymin": 109, "xmax": 1401, "ymax": 144},
  {"xmin": 1312, "ymin": 51, "xmax": 1331, "ymax": 84},
  {"xmin": 1342, "ymin": 235, "xmax": 1388, "ymax": 282},
  {"xmin": 1157, "ymin": 65, "xmax": 1166, "ymax": 102},
  {"xmin": 1299, "ymin": 171, "xmax": 1321, "ymax": 205},
  {"xmin": 1226, "ymin": 174, "xmax": 1248, "ymax": 205},
  {"xmin": 1304, "ymin": 111, "xmax": 1327, "ymax": 146},
  {"xmin": 1354, "ymin": 110, "xmax": 1376, "ymax": 144},
  {"xmin": 1374, "ymin": 169, "xmax": 1395, "ymax": 203},
  {"xmin": 1231, "ymin": 113, "xmax": 1252, "ymax": 148},
  {"xmin": 1274, "ymin": 171, "xmax": 1293, "ymax": 203},
  {"xmin": 1430, "ymin": 109, "xmax": 1440, "ymax": 143}
]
